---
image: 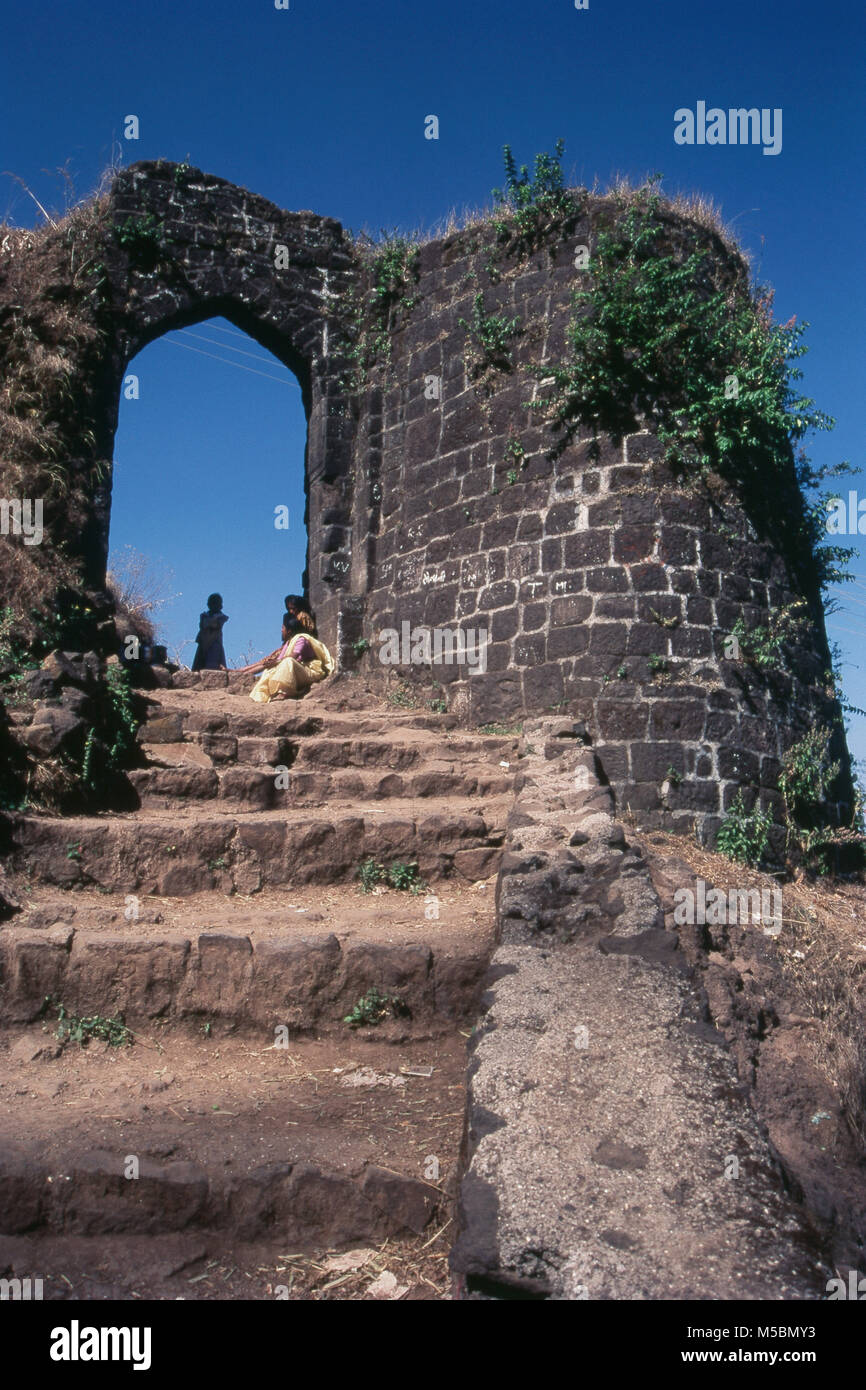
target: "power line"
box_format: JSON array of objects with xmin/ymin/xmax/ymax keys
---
[
  {"xmin": 177, "ymin": 327, "xmax": 285, "ymax": 367},
  {"xmin": 163, "ymin": 337, "xmax": 294, "ymax": 384},
  {"xmin": 828, "ymin": 594, "xmax": 866, "ymax": 612},
  {"xmin": 197, "ymin": 320, "xmax": 262, "ymax": 343}
]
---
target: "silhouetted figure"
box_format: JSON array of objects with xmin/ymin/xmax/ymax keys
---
[{"xmin": 192, "ymin": 593, "xmax": 228, "ymax": 671}]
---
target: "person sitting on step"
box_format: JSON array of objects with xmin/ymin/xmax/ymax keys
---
[{"xmin": 237, "ymin": 602, "xmax": 334, "ymax": 702}]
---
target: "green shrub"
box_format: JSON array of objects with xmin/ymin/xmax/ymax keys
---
[
  {"xmin": 356, "ymin": 857, "xmax": 426, "ymax": 894},
  {"xmin": 386, "ymin": 860, "xmax": 425, "ymax": 893},
  {"xmin": 491, "ymin": 138, "xmax": 584, "ymax": 255},
  {"xmin": 80, "ymin": 663, "xmax": 140, "ymax": 791},
  {"xmin": 459, "ymin": 291, "xmax": 521, "ymax": 373},
  {"xmin": 716, "ymin": 790, "xmax": 773, "ymax": 867},
  {"xmin": 730, "ymin": 601, "xmax": 810, "ymax": 672},
  {"xmin": 343, "ymin": 987, "xmax": 407, "ymax": 1029},
  {"xmin": 46, "ymin": 997, "xmax": 133, "ymax": 1048},
  {"xmin": 357, "ymin": 857, "xmax": 386, "ymax": 893},
  {"xmin": 775, "ymin": 726, "xmax": 864, "ymax": 872},
  {"xmin": 527, "ymin": 176, "xmax": 855, "ymax": 593},
  {"xmin": 342, "ymin": 233, "xmax": 420, "ymax": 389}
]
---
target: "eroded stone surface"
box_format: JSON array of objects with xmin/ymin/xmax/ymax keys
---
[{"xmin": 452, "ymin": 718, "xmax": 829, "ymax": 1300}]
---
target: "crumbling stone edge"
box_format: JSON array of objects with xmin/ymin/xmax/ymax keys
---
[{"xmin": 449, "ymin": 717, "xmax": 838, "ymax": 1301}]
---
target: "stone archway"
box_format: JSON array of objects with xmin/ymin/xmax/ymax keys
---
[{"xmin": 90, "ymin": 161, "xmax": 358, "ymax": 645}]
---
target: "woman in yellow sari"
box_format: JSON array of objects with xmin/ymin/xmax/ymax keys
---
[{"xmin": 238, "ymin": 606, "xmax": 335, "ymax": 703}]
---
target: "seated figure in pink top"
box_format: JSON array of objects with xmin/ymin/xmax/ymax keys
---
[{"xmin": 236, "ymin": 605, "xmax": 334, "ymax": 703}]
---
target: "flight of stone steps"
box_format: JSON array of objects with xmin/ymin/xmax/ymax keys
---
[{"xmin": 0, "ymin": 672, "xmax": 518, "ymax": 1299}]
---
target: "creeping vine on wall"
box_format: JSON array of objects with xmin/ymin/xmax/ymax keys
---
[
  {"xmin": 340, "ymin": 233, "xmax": 420, "ymax": 390},
  {"xmin": 524, "ymin": 170, "xmax": 855, "ymax": 595}
]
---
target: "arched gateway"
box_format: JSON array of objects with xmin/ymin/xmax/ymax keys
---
[{"xmin": 87, "ymin": 161, "xmax": 357, "ymax": 645}]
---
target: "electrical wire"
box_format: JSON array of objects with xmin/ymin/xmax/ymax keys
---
[
  {"xmin": 177, "ymin": 328, "xmax": 284, "ymax": 366},
  {"xmin": 162, "ymin": 337, "xmax": 294, "ymax": 384}
]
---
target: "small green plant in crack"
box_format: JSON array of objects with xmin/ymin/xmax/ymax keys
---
[
  {"xmin": 649, "ymin": 607, "xmax": 680, "ymax": 630},
  {"xmin": 617, "ymin": 663, "xmax": 628, "ymax": 679},
  {"xmin": 664, "ymin": 766, "xmax": 682, "ymax": 787},
  {"xmin": 715, "ymin": 790, "xmax": 773, "ymax": 867},
  {"xmin": 114, "ymin": 213, "xmax": 165, "ymax": 265},
  {"xmin": 80, "ymin": 729, "xmax": 95, "ymax": 786},
  {"xmin": 459, "ymin": 291, "xmax": 520, "ymax": 374},
  {"xmin": 352, "ymin": 637, "xmax": 371, "ymax": 657},
  {"xmin": 357, "ymin": 857, "xmax": 386, "ymax": 893},
  {"xmin": 647, "ymin": 653, "xmax": 669, "ymax": 675},
  {"xmin": 208, "ymin": 857, "xmax": 228, "ymax": 871},
  {"xmin": 504, "ymin": 428, "xmax": 526, "ymax": 468},
  {"xmin": 385, "ymin": 680, "xmax": 417, "ymax": 709},
  {"xmin": 45, "ymin": 997, "xmax": 133, "ymax": 1048},
  {"xmin": 343, "ymin": 987, "xmax": 408, "ymax": 1030},
  {"xmin": 66, "ymin": 842, "xmax": 83, "ymax": 862},
  {"xmin": 730, "ymin": 601, "xmax": 809, "ymax": 673},
  {"xmin": 356, "ymin": 857, "xmax": 426, "ymax": 894},
  {"xmin": 386, "ymin": 860, "xmax": 426, "ymax": 894}
]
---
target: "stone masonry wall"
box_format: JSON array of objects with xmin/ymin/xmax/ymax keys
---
[
  {"xmin": 351, "ymin": 205, "xmax": 847, "ymax": 842},
  {"xmin": 1, "ymin": 163, "xmax": 850, "ymax": 842}
]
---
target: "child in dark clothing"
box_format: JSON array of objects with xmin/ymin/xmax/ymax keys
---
[{"xmin": 192, "ymin": 593, "xmax": 228, "ymax": 671}]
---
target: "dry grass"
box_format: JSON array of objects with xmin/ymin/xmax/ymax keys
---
[
  {"xmin": 368, "ymin": 170, "xmax": 745, "ymax": 263},
  {"xmin": 105, "ymin": 545, "xmax": 180, "ymax": 650},
  {"xmin": 24, "ymin": 755, "xmax": 81, "ymax": 813},
  {"xmin": 265, "ymin": 1224, "xmax": 453, "ymax": 1300},
  {"xmin": 635, "ymin": 828, "xmax": 866, "ymax": 1146},
  {"xmin": 777, "ymin": 879, "xmax": 866, "ymax": 1146},
  {"xmin": 593, "ymin": 170, "xmax": 741, "ymax": 257},
  {"xmin": 0, "ymin": 178, "xmax": 115, "ymax": 644}
]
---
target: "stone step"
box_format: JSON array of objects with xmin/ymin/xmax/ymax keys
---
[
  {"xmin": 128, "ymin": 762, "xmax": 514, "ymax": 811},
  {"xmin": 8, "ymin": 803, "xmax": 506, "ymax": 896},
  {"xmin": 288, "ymin": 735, "xmax": 518, "ymax": 769},
  {"xmin": 0, "ymin": 881, "xmax": 494, "ymax": 1031},
  {"xmin": 0, "ymin": 1031, "xmax": 463, "ymax": 1268},
  {"xmin": 140, "ymin": 703, "xmax": 518, "ymax": 761}
]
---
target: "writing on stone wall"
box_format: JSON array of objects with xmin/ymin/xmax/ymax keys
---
[{"xmin": 378, "ymin": 623, "xmax": 489, "ymax": 673}]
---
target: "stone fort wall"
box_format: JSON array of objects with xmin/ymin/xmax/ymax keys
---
[
  {"xmin": 0, "ymin": 162, "xmax": 849, "ymax": 840},
  {"xmin": 348, "ymin": 205, "xmax": 844, "ymax": 842}
]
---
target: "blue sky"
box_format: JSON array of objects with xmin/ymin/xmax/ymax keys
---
[{"xmin": 2, "ymin": 0, "xmax": 864, "ymax": 757}]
